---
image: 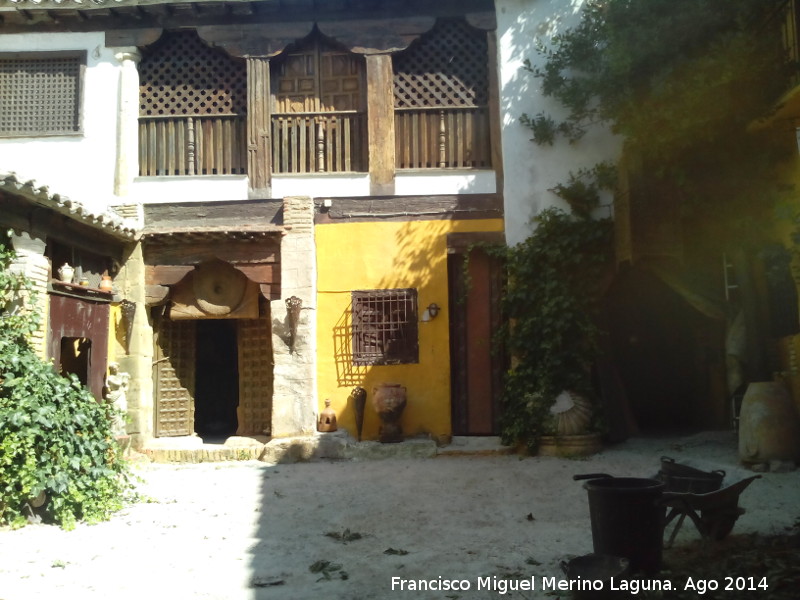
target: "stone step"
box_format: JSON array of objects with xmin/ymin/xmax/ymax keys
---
[{"xmin": 139, "ymin": 432, "xmax": 512, "ymax": 464}]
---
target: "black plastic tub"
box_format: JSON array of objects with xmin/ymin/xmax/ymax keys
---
[{"xmin": 575, "ymin": 474, "xmax": 665, "ymax": 574}]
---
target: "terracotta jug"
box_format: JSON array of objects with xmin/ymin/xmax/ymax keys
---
[{"xmin": 371, "ymin": 383, "xmax": 407, "ymax": 443}]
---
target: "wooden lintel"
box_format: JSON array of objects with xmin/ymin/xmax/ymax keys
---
[
  {"xmin": 145, "ymin": 264, "xmax": 194, "ymax": 286},
  {"xmin": 259, "ymin": 283, "xmax": 281, "ymax": 301},
  {"xmin": 145, "ymin": 284, "xmax": 170, "ymax": 306},
  {"xmin": 236, "ymin": 263, "xmax": 279, "ymax": 284}
]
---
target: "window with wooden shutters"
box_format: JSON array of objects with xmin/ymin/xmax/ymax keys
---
[
  {"xmin": 352, "ymin": 289, "xmax": 418, "ymax": 365},
  {"xmin": 393, "ymin": 19, "xmax": 491, "ymax": 169},
  {"xmin": 138, "ymin": 30, "xmax": 247, "ymax": 176},
  {"xmin": 0, "ymin": 52, "xmax": 84, "ymax": 137},
  {"xmin": 271, "ymin": 35, "xmax": 367, "ymax": 173}
]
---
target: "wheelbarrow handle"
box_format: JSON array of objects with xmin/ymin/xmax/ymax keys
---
[{"xmin": 573, "ymin": 473, "xmax": 613, "ymax": 481}]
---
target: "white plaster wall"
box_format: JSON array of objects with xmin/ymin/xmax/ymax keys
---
[
  {"xmin": 0, "ymin": 33, "xmax": 121, "ymax": 215},
  {"xmin": 495, "ymin": 0, "xmax": 621, "ymax": 245},
  {"xmin": 395, "ymin": 170, "xmax": 496, "ymax": 196},
  {"xmin": 130, "ymin": 176, "xmax": 249, "ymax": 203},
  {"xmin": 271, "ymin": 173, "xmax": 370, "ymax": 199}
]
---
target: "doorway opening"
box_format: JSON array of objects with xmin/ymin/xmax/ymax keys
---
[
  {"xmin": 60, "ymin": 336, "xmax": 91, "ymax": 388},
  {"xmin": 194, "ymin": 319, "xmax": 239, "ymax": 440}
]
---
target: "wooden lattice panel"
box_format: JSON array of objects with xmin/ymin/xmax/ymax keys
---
[
  {"xmin": 393, "ymin": 19, "xmax": 488, "ymax": 108},
  {"xmin": 154, "ymin": 317, "xmax": 196, "ymax": 437},
  {"xmin": 237, "ymin": 318, "xmax": 273, "ymax": 436},
  {"xmin": 0, "ymin": 54, "xmax": 82, "ymax": 135},
  {"xmin": 140, "ymin": 30, "xmax": 246, "ymax": 116}
]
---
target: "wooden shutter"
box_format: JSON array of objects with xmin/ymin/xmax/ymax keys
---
[
  {"xmin": 154, "ymin": 317, "xmax": 196, "ymax": 437},
  {"xmin": 236, "ymin": 318, "xmax": 274, "ymax": 436}
]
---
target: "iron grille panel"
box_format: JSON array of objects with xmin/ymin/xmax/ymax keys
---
[
  {"xmin": 352, "ymin": 289, "xmax": 418, "ymax": 365},
  {"xmin": 0, "ymin": 54, "xmax": 82, "ymax": 136}
]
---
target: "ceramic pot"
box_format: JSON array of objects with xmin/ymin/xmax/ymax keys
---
[
  {"xmin": 739, "ymin": 381, "xmax": 800, "ymax": 465},
  {"xmin": 371, "ymin": 383, "xmax": 407, "ymax": 443},
  {"xmin": 99, "ymin": 275, "xmax": 114, "ymax": 292},
  {"xmin": 57, "ymin": 263, "xmax": 75, "ymax": 283}
]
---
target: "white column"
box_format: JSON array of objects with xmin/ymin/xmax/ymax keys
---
[{"xmin": 113, "ymin": 48, "xmax": 142, "ymax": 198}]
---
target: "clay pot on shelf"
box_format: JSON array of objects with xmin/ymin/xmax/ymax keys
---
[
  {"xmin": 99, "ymin": 275, "xmax": 114, "ymax": 292},
  {"xmin": 57, "ymin": 263, "xmax": 75, "ymax": 283}
]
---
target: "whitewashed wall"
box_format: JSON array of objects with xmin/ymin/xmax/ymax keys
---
[
  {"xmin": 0, "ymin": 33, "xmax": 121, "ymax": 215},
  {"xmin": 495, "ymin": 0, "xmax": 620, "ymax": 245}
]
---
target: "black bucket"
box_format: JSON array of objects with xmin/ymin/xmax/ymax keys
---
[{"xmin": 576, "ymin": 475, "xmax": 665, "ymax": 574}]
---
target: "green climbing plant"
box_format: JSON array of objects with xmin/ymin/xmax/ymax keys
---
[
  {"xmin": 499, "ymin": 209, "xmax": 613, "ymax": 453},
  {"xmin": 0, "ymin": 231, "xmax": 134, "ymax": 529}
]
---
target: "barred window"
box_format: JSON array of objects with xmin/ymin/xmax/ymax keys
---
[
  {"xmin": 0, "ymin": 52, "xmax": 84, "ymax": 137},
  {"xmin": 352, "ymin": 289, "xmax": 418, "ymax": 365}
]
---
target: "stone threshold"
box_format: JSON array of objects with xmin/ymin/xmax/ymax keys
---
[{"xmin": 139, "ymin": 432, "xmax": 513, "ymax": 464}]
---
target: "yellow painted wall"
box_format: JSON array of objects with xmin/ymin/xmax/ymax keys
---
[{"xmin": 315, "ymin": 218, "xmax": 503, "ymax": 441}]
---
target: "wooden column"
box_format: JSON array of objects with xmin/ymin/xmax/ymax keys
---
[
  {"xmin": 366, "ymin": 54, "xmax": 395, "ymax": 196},
  {"xmin": 247, "ymin": 56, "xmax": 272, "ymax": 197}
]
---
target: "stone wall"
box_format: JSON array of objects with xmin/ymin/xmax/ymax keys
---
[
  {"xmin": 270, "ymin": 196, "xmax": 318, "ymax": 437},
  {"xmin": 8, "ymin": 231, "xmax": 50, "ymax": 357}
]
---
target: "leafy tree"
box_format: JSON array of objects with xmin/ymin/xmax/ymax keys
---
[
  {"xmin": 523, "ymin": 0, "xmax": 791, "ymax": 225},
  {"xmin": 0, "ymin": 231, "xmax": 134, "ymax": 529}
]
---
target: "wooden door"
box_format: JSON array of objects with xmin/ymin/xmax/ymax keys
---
[
  {"xmin": 153, "ymin": 316, "xmax": 196, "ymax": 437},
  {"xmin": 448, "ymin": 247, "xmax": 504, "ymax": 435},
  {"xmin": 236, "ymin": 318, "xmax": 274, "ymax": 436}
]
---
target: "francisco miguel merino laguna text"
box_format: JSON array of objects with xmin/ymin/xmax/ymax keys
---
[{"xmin": 390, "ymin": 575, "xmax": 675, "ymax": 595}]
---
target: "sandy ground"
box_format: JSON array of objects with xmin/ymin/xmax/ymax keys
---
[{"xmin": 0, "ymin": 431, "xmax": 798, "ymax": 600}]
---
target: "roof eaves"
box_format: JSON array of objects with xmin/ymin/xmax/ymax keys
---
[{"xmin": 0, "ymin": 172, "xmax": 139, "ymax": 241}]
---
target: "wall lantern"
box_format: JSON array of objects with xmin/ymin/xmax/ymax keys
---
[{"xmin": 421, "ymin": 302, "xmax": 441, "ymax": 322}]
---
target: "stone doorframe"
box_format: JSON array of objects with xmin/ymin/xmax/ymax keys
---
[{"xmin": 131, "ymin": 195, "xmax": 318, "ymax": 445}]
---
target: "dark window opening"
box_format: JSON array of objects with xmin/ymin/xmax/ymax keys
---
[
  {"xmin": 352, "ymin": 289, "xmax": 418, "ymax": 365},
  {"xmin": 60, "ymin": 336, "xmax": 91, "ymax": 387}
]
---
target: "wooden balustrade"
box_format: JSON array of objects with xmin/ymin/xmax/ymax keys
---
[
  {"xmin": 271, "ymin": 111, "xmax": 366, "ymax": 174},
  {"xmin": 394, "ymin": 106, "xmax": 491, "ymax": 170},
  {"xmin": 138, "ymin": 115, "xmax": 247, "ymax": 177}
]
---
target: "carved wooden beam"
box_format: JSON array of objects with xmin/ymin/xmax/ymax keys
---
[
  {"xmin": 105, "ymin": 27, "xmax": 163, "ymax": 48},
  {"xmin": 196, "ymin": 22, "xmax": 314, "ymax": 57},
  {"xmin": 318, "ymin": 16, "xmax": 435, "ymax": 55}
]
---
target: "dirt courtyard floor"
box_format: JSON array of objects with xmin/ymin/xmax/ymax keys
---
[{"xmin": 0, "ymin": 431, "xmax": 798, "ymax": 600}]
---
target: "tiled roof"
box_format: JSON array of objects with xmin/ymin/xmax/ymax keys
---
[{"xmin": 0, "ymin": 172, "xmax": 138, "ymax": 240}]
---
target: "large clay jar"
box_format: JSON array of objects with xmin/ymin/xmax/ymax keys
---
[
  {"xmin": 371, "ymin": 383, "xmax": 407, "ymax": 443},
  {"xmin": 739, "ymin": 381, "xmax": 800, "ymax": 465}
]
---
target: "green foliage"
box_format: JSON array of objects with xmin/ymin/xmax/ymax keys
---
[
  {"xmin": 549, "ymin": 162, "xmax": 617, "ymax": 219},
  {"xmin": 524, "ymin": 0, "xmax": 791, "ymax": 222},
  {"xmin": 499, "ymin": 210, "xmax": 613, "ymax": 452},
  {"xmin": 0, "ymin": 231, "xmax": 133, "ymax": 529}
]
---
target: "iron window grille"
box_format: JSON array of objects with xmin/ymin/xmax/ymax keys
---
[
  {"xmin": 352, "ymin": 289, "xmax": 418, "ymax": 365},
  {"xmin": 0, "ymin": 52, "xmax": 84, "ymax": 137}
]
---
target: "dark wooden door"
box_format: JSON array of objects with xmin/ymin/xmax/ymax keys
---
[
  {"xmin": 236, "ymin": 318, "xmax": 274, "ymax": 436},
  {"xmin": 448, "ymin": 247, "xmax": 504, "ymax": 435}
]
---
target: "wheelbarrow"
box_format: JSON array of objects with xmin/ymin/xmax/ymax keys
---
[{"xmin": 661, "ymin": 474, "xmax": 761, "ymax": 548}]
